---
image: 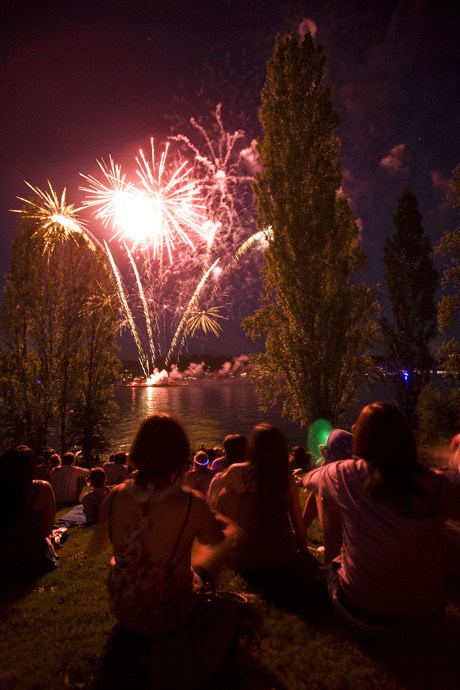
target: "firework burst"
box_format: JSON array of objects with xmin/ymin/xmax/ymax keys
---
[
  {"xmin": 80, "ymin": 139, "xmax": 212, "ymax": 262},
  {"xmin": 13, "ymin": 181, "xmax": 99, "ymax": 252},
  {"xmin": 184, "ymin": 306, "xmax": 227, "ymax": 338}
]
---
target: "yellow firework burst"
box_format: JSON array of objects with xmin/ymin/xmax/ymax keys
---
[
  {"xmin": 184, "ymin": 305, "xmax": 227, "ymax": 338},
  {"xmin": 13, "ymin": 181, "xmax": 96, "ymax": 252}
]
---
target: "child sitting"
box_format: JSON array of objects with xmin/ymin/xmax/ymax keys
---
[{"xmin": 82, "ymin": 468, "xmax": 110, "ymax": 524}]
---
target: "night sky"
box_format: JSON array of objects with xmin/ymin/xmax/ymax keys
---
[{"xmin": 1, "ymin": 0, "xmax": 459, "ymax": 359}]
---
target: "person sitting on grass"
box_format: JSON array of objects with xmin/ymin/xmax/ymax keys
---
[
  {"xmin": 82, "ymin": 467, "xmax": 111, "ymax": 524},
  {"xmin": 301, "ymin": 429, "xmax": 353, "ymax": 560},
  {"xmin": 0, "ymin": 445, "xmax": 58, "ymax": 586},
  {"xmin": 182, "ymin": 450, "xmax": 215, "ymax": 496},
  {"xmin": 304, "ymin": 402, "xmax": 460, "ymax": 635},
  {"xmin": 90, "ymin": 413, "xmax": 243, "ymax": 690},
  {"xmin": 215, "ymin": 424, "xmax": 318, "ymax": 607},
  {"xmin": 207, "ymin": 434, "xmax": 248, "ymax": 510},
  {"xmin": 49, "ymin": 452, "xmax": 90, "ymax": 504},
  {"xmin": 103, "ymin": 451, "xmax": 129, "ymax": 486},
  {"xmin": 289, "ymin": 445, "xmax": 314, "ymax": 474}
]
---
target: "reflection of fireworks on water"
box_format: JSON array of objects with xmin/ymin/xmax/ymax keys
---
[
  {"xmin": 80, "ymin": 139, "xmax": 211, "ymax": 262},
  {"xmin": 12, "ymin": 181, "xmax": 100, "ymax": 253}
]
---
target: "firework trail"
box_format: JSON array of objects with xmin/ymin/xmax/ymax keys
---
[
  {"xmin": 104, "ymin": 241, "xmax": 150, "ymax": 378},
  {"xmin": 165, "ymin": 258, "xmax": 220, "ymax": 368},
  {"xmin": 124, "ymin": 243, "xmax": 156, "ymax": 366}
]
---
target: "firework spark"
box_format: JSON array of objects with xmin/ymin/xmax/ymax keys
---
[
  {"xmin": 170, "ymin": 104, "xmax": 255, "ymax": 244},
  {"xmin": 80, "ymin": 140, "xmax": 212, "ymax": 262},
  {"xmin": 184, "ymin": 306, "xmax": 227, "ymax": 338},
  {"xmin": 13, "ymin": 181, "xmax": 100, "ymax": 252}
]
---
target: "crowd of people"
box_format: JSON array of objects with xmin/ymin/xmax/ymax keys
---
[{"xmin": 2, "ymin": 402, "xmax": 460, "ymax": 687}]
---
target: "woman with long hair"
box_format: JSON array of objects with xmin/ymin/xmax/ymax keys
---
[
  {"xmin": 0, "ymin": 445, "xmax": 57, "ymax": 585},
  {"xmin": 90, "ymin": 414, "xmax": 242, "ymax": 689},
  {"xmin": 304, "ymin": 402, "xmax": 460, "ymax": 633},
  {"xmin": 216, "ymin": 423, "xmax": 314, "ymax": 579}
]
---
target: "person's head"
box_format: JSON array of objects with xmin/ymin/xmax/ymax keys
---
[
  {"xmin": 353, "ymin": 402, "xmax": 423, "ymax": 510},
  {"xmin": 223, "ymin": 434, "xmax": 248, "ymax": 463},
  {"xmin": 130, "ymin": 414, "xmax": 190, "ymax": 488},
  {"xmin": 248, "ymin": 424, "xmax": 289, "ymax": 493},
  {"xmin": 49, "ymin": 453, "xmax": 61, "ymax": 469},
  {"xmin": 353, "ymin": 402, "xmax": 417, "ymax": 471},
  {"xmin": 290, "ymin": 445, "xmax": 310, "ymax": 469},
  {"xmin": 88, "ymin": 467, "xmax": 106, "ymax": 489},
  {"xmin": 321, "ymin": 429, "xmax": 353, "ymax": 464},
  {"xmin": 0, "ymin": 446, "xmax": 36, "ymax": 520},
  {"xmin": 41, "ymin": 448, "xmax": 55, "ymax": 466},
  {"xmin": 113, "ymin": 451, "xmax": 127, "ymax": 466},
  {"xmin": 193, "ymin": 450, "xmax": 209, "ymax": 471},
  {"xmin": 62, "ymin": 452, "xmax": 75, "ymax": 466},
  {"xmin": 205, "ymin": 448, "xmax": 217, "ymax": 463}
]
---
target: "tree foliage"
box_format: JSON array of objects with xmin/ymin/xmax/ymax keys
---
[
  {"xmin": 435, "ymin": 164, "xmax": 460, "ymax": 376},
  {"xmin": 244, "ymin": 32, "xmax": 378, "ymax": 428},
  {"xmin": 0, "ymin": 210, "xmax": 120, "ymax": 457},
  {"xmin": 381, "ymin": 189, "xmax": 438, "ymax": 420}
]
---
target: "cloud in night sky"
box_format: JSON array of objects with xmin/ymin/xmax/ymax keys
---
[
  {"xmin": 380, "ymin": 144, "xmax": 409, "ymax": 175},
  {"xmin": 298, "ymin": 17, "xmax": 318, "ymax": 38}
]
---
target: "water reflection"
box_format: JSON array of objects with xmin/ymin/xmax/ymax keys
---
[
  {"xmin": 105, "ymin": 376, "xmax": 394, "ymax": 457},
  {"xmin": 112, "ymin": 378, "xmax": 306, "ymax": 453}
]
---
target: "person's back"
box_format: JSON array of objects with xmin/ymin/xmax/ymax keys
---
[
  {"xmin": 304, "ymin": 402, "xmax": 460, "ymax": 629},
  {"xmin": 208, "ymin": 435, "xmax": 248, "ymax": 508},
  {"xmin": 182, "ymin": 451, "xmax": 215, "ymax": 496},
  {"xmin": 103, "ymin": 451, "xmax": 129, "ymax": 486},
  {"xmin": 318, "ymin": 457, "xmax": 449, "ymax": 616},
  {"xmin": 211, "ymin": 434, "xmax": 247, "ymax": 474},
  {"xmin": 215, "ymin": 426, "xmax": 309, "ymax": 575},
  {"xmin": 82, "ymin": 468, "xmax": 110, "ymax": 523},
  {"xmin": 217, "ymin": 462, "xmax": 298, "ymax": 572},
  {"xmin": 49, "ymin": 453, "xmax": 89, "ymax": 503}
]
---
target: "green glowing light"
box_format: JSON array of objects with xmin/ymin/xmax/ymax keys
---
[{"xmin": 308, "ymin": 418, "xmax": 333, "ymax": 466}]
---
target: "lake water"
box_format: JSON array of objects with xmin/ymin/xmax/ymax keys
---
[{"xmin": 109, "ymin": 376, "xmax": 393, "ymax": 454}]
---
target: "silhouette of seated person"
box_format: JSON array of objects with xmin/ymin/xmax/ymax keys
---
[
  {"xmin": 207, "ymin": 434, "xmax": 248, "ymax": 509},
  {"xmin": 182, "ymin": 450, "xmax": 215, "ymax": 496},
  {"xmin": 82, "ymin": 467, "xmax": 111, "ymax": 524},
  {"xmin": 304, "ymin": 403, "xmax": 460, "ymax": 635},
  {"xmin": 0, "ymin": 445, "xmax": 57, "ymax": 586},
  {"xmin": 215, "ymin": 424, "xmax": 318, "ymax": 609},
  {"xmin": 90, "ymin": 414, "xmax": 242, "ymax": 690},
  {"xmin": 103, "ymin": 451, "xmax": 129, "ymax": 486},
  {"xmin": 301, "ymin": 429, "xmax": 353, "ymax": 561},
  {"xmin": 49, "ymin": 451, "xmax": 90, "ymax": 504}
]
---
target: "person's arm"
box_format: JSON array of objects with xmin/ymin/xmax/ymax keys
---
[
  {"xmin": 302, "ymin": 463, "xmax": 343, "ymax": 563},
  {"xmin": 192, "ymin": 497, "xmax": 242, "ymax": 580},
  {"xmin": 287, "ymin": 476, "xmax": 310, "ymax": 552},
  {"xmin": 75, "ymin": 466, "xmax": 90, "ymax": 477},
  {"xmin": 302, "ymin": 490, "xmax": 319, "ymax": 532},
  {"xmin": 33, "ymin": 481, "xmax": 56, "ymax": 537}
]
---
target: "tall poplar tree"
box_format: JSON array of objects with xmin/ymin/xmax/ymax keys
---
[
  {"xmin": 244, "ymin": 32, "xmax": 378, "ymax": 428},
  {"xmin": 435, "ymin": 164, "xmax": 460, "ymax": 375},
  {"xmin": 381, "ymin": 188, "xmax": 438, "ymax": 420}
]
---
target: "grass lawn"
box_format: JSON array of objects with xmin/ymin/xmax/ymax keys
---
[{"xmin": 1, "ymin": 504, "xmax": 460, "ymax": 689}]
